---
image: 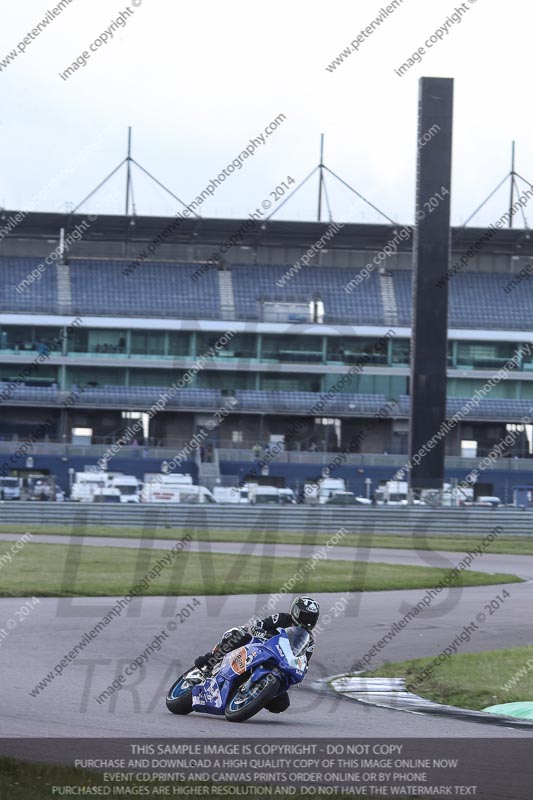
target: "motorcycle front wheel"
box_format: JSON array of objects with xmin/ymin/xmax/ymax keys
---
[
  {"xmin": 225, "ymin": 673, "xmax": 281, "ymax": 722},
  {"xmin": 166, "ymin": 669, "xmax": 200, "ymax": 714}
]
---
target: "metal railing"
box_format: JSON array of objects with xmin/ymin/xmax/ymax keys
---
[
  {"xmin": 0, "ymin": 439, "xmax": 531, "ymax": 471},
  {"xmin": 0, "ymin": 502, "xmax": 531, "ymax": 536}
]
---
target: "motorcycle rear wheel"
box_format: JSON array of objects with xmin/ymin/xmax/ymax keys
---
[{"xmin": 225, "ymin": 674, "xmax": 281, "ymax": 722}]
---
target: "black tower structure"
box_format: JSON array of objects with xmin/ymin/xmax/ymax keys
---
[{"xmin": 409, "ymin": 77, "xmax": 454, "ymax": 492}]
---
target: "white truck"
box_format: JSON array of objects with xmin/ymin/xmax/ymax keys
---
[
  {"xmin": 374, "ymin": 480, "xmax": 472, "ymax": 506},
  {"xmin": 374, "ymin": 480, "xmax": 408, "ymax": 505},
  {"xmin": 69, "ymin": 472, "xmax": 106, "ymax": 502},
  {"xmin": 305, "ymin": 477, "xmax": 347, "ymax": 504},
  {"xmin": 278, "ymin": 487, "xmax": 297, "ymax": 504},
  {"xmin": 111, "ymin": 474, "xmax": 140, "ymax": 503},
  {"xmin": 141, "ymin": 473, "xmax": 216, "ymax": 503},
  {"xmin": 422, "ymin": 483, "xmax": 474, "ymax": 507},
  {"xmin": 246, "ymin": 484, "xmax": 296, "ymax": 504},
  {"xmin": 213, "ymin": 486, "xmax": 250, "ymax": 504},
  {"xmin": 213, "ymin": 484, "xmax": 296, "ymax": 504},
  {"xmin": 71, "ymin": 471, "xmax": 140, "ymax": 503},
  {"xmin": 93, "ymin": 487, "xmax": 122, "ymax": 503},
  {"xmin": 0, "ymin": 477, "xmax": 21, "ymax": 500}
]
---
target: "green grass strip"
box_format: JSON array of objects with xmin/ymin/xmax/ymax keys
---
[
  {"xmin": 361, "ymin": 645, "xmax": 533, "ymax": 711},
  {"xmin": 0, "ymin": 542, "xmax": 522, "ymax": 597}
]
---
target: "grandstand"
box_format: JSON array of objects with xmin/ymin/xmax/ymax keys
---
[{"xmin": 1, "ymin": 210, "xmax": 533, "ymax": 500}]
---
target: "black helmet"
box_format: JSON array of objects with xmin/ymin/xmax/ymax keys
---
[{"xmin": 290, "ymin": 596, "xmax": 320, "ymax": 630}]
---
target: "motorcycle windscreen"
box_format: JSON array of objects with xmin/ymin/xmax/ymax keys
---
[{"xmin": 284, "ymin": 626, "xmax": 310, "ymax": 657}]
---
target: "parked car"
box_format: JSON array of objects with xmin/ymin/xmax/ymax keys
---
[
  {"xmin": 475, "ymin": 495, "xmax": 502, "ymax": 507},
  {"xmin": 325, "ymin": 492, "xmax": 371, "ymax": 506}
]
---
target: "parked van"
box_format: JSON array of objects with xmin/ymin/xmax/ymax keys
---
[
  {"xmin": 305, "ymin": 477, "xmax": 347, "ymax": 504},
  {"xmin": 142, "ymin": 474, "xmax": 216, "ymax": 503},
  {"xmin": 71, "ymin": 471, "xmax": 140, "ymax": 503},
  {"xmin": 0, "ymin": 477, "xmax": 21, "ymax": 500},
  {"xmin": 247, "ymin": 484, "xmax": 283, "ymax": 504},
  {"xmin": 213, "ymin": 487, "xmax": 250, "ymax": 504}
]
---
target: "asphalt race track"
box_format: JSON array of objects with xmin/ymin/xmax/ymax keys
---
[{"xmin": 1, "ymin": 532, "xmax": 532, "ymax": 738}]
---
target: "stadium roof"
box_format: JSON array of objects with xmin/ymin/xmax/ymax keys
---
[{"xmin": 1, "ymin": 210, "xmax": 533, "ymax": 257}]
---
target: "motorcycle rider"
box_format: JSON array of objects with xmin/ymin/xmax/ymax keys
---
[{"xmin": 193, "ymin": 596, "xmax": 320, "ymax": 714}]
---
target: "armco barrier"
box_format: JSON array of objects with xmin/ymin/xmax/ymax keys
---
[{"xmin": 0, "ymin": 503, "xmax": 532, "ymax": 536}]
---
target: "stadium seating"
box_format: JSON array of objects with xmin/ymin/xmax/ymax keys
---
[
  {"xmin": 231, "ymin": 264, "xmax": 384, "ymax": 324},
  {"xmin": 2, "ymin": 256, "xmax": 533, "ymax": 329},
  {"xmin": 444, "ymin": 395, "xmax": 533, "ymax": 419},
  {"xmin": 449, "ymin": 271, "xmax": 533, "ymax": 329},
  {"xmin": 69, "ymin": 259, "xmax": 221, "ymax": 318},
  {"xmin": 1, "ymin": 381, "xmax": 531, "ymax": 421},
  {"xmin": 0, "ymin": 258, "xmax": 58, "ymax": 313},
  {"xmin": 233, "ymin": 390, "xmax": 389, "ymax": 414},
  {"xmin": 392, "ymin": 271, "xmax": 413, "ymax": 326}
]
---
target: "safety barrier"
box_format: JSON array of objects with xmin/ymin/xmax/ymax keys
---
[{"xmin": 0, "ymin": 502, "xmax": 531, "ymax": 536}]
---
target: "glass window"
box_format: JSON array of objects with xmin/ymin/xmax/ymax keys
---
[
  {"xmin": 129, "ymin": 369, "xmax": 178, "ymax": 387},
  {"xmin": 391, "ymin": 339, "xmax": 410, "ymax": 365},
  {"xmin": 88, "ymin": 330, "xmax": 127, "ymax": 355},
  {"xmin": 262, "ymin": 335, "xmax": 323, "ymax": 363},
  {"xmin": 197, "ymin": 333, "xmax": 257, "ymax": 360},
  {"xmin": 0, "ymin": 363, "xmax": 58, "ymax": 386},
  {"xmin": 68, "ymin": 329, "xmax": 127, "ymax": 355},
  {"xmin": 456, "ymin": 342, "xmax": 518, "ymax": 369},
  {"xmin": 197, "ymin": 371, "xmax": 255, "ymax": 389},
  {"xmin": 261, "ymin": 374, "xmax": 321, "ymax": 391},
  {"xmin": 168, "ymin": 332, "xmax": 191, "ymax": 357},
  {"xmin": 326, "ymin": 337, "xmax": 388, "ymax": 365},
  {"xmin": 323, "ymin": 373, "xmax": 406, "ymax": 396},
  {"xmin": 448, "ymin": 341, "xmax": 455, "ymax": 368},
  {"xmin": 65, "ymin": 366, "xmax": 126, "ymax": 387},
  {"xmin": 0, "ymin": 326, "xmax": 62, "ymax": 353},
  {"xmin": 68, "ymin": 328, "xmax": 88, "ymax": 353},
  {"xmin": 519, "ymin": 383, "xmax": 533, "ymax": 398},
  {"xmin": 388, "ymin": 339, "xmax": 454, "ymax": 367},
  {"xmin": 36, "ymin": 327, "xmax": 64, "ymax": 354},
  {"xmin": 520, "ymin": 344, "xmax": 533, "ymax": 372},
  {"xmin": 447, "ymin": 378, "xmax": 517, "ymax": 399},
  {"xmin": 131, "ymin": 331, "xmax": 165, "ymax": 356}
]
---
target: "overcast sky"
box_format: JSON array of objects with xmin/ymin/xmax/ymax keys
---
[{"xmin": 1, "ymin": 0, "xmax": 530, "ymax": 228}]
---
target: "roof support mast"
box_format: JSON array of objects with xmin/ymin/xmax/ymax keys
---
[
  {"xmin": 317, "ymin": 133, "xmax": 324, "ymax": 222},
  {"xmin": 125, "ymin": 126, "xmax": 132, "ymax": 216},
  {"xmin": 463, "ymin": 139, "xmax": 533, "ymax": 229},
  {"xmin": 72, "ymin": 128, "xmax": 198, "ymax": 218}
]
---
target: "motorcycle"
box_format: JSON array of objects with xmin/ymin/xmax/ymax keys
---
[{"xmin": 166, "ymin": 626, "xmax": 310, "ymax": 722}]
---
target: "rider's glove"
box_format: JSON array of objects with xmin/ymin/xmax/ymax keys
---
[
  {"xmin": 218, "ymin": 626, "xmax": 247, "ymax": 649},
  {"xmin": 194, "ymin": 653, "xmax": 212, "ymax": 670},
  {"xmin": 221, "ymin": 625, "xmax": 248, "ymax": 641},
  {"xmin": 250, "ymin": 625, "xmax": 272, "ymax": 641}
]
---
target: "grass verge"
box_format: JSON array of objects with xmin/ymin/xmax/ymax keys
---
[
  {"xmin": 360, "ymin": 645, "xmax": 533, "ymax": 711},
  {"xmin": 0, "ymin": 542, "xmax": 522, "ymax": 597},
  {"xmin": 1, "ymin": 523, "xmax": 533, "ymax": 555}
]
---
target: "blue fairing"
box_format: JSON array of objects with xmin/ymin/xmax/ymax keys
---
[{"xmin": 191, "ymin": 627, "xmax": 309, "ymax": 716}]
